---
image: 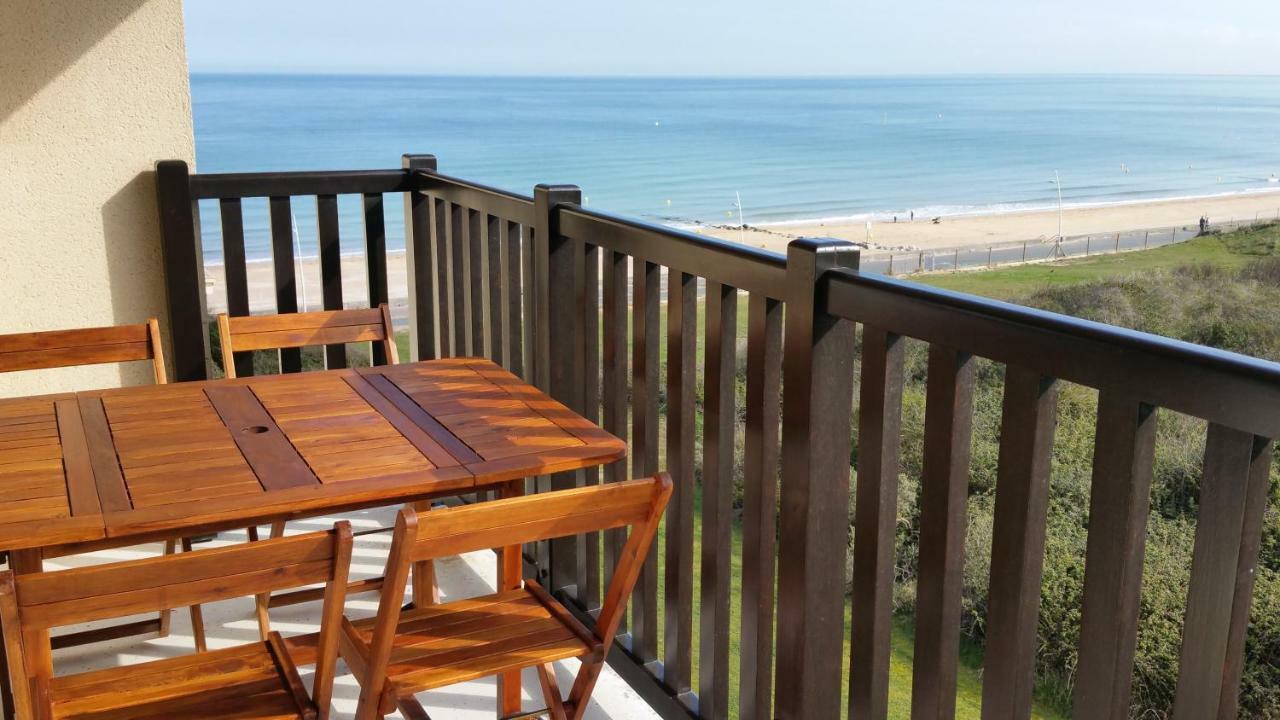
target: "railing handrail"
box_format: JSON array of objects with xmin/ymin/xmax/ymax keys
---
[
  {"xmin": 559, "ymin": 205, "xmax": 788, "ymax": 298},
  {"xmin": 188, "ymin": 168, "xmax": 415, "ymax": 199},
  {"xmin": 823, "ymin": 267, "xmax": 1280, "ymax": 436},
  {"xmin": 413, "ymin": 169, "xmax": 536, "ymax": 226}
]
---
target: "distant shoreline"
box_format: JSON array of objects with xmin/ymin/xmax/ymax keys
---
[
  {"xmin": 203, "ymin": 187, "xmax": 1280, "ymax": 318},
  {"xmin": 202, "ymin": 185, "xmax": 1280, "ymax": 268}
]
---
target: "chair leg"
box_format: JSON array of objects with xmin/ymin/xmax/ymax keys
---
[
  {"xmin": 536, "ymin": 663, "xmax": 569, "ymax": 720},
  {"xmin": 254, "ymin": 521, "xmax": 287, "ymax": 639},
  {"xmin": 179, "ymin": 538, "xmax": 208, "ymax": 652},
  {"xmin": 396, "ymin": 695, "xmax": 432, "ymax": 720},
  {"xmin": 158, "ymin": 539, "xmax": 176, "ymax": 638}
]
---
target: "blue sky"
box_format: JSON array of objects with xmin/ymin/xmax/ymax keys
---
[{"xmin": 185, "ymin": 0, "xmax": 1280, "ymax": 76}]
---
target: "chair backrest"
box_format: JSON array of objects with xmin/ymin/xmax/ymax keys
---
[
  {"xmin": 359, "ymin": 474, "xmax": 671, "ymax": 710},
  {"xmin": 0, "ymin": 319, "xmax": 167, "ymax": 384},
  {"xmin": 216, "ymin": 305, "xmax": 397, "ymax": 378},
  {"xmin": 0, "ymin": 523, "xmax": 353, "ymax": 719}
]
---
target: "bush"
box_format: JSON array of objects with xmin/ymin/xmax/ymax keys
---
[{"xmin": 869, "ymin": 237, "xmax": 1280, "ymax": 718}]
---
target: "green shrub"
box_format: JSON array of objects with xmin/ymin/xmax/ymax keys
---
[{"xmin": 870, "ymin": 226, "xmax": 1280, "ymax": 718}]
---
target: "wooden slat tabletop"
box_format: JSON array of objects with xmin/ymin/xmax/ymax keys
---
[{"xmin": 0, "ymin": 358, "xmax": 626, "ymax": 553}]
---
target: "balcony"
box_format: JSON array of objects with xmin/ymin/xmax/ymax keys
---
[{"xmin": 145, "ymin": 157, "xmax": 1280, "ymax": 719}]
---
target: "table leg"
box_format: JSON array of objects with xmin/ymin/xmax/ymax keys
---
[
  {"xmin": 410, "ymin": 501, "xmax": 438, "ymax": 608},
  {"xmin": 4, "ymin": 550, "xmax": 45, "ymax": 720},
  {"xmin": 496, "ymin": 479, "xmax": 524, "ymax": 717}
]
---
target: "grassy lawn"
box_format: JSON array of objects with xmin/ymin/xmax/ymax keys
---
[
  {"xmin": 645, "ymin": 490, "xmax": 1067, "ymax": 719},
  {"xmin": 914, "ymin": 231, "xmax": 1271, "ymax": 299}
]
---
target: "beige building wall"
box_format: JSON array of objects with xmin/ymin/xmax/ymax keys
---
[{"xmin": 0, "ymin": 0, "xmax": 194, "ymax": 397}]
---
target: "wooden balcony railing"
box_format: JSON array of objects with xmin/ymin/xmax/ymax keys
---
[{"xmin": 155, "ymin": 156, "xmax": 1280, "ymax": 720}]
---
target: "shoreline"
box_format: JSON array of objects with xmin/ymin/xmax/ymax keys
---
[{"xmin": 203, "ymin": 188, "xmax": 1280, "ymax": 316}]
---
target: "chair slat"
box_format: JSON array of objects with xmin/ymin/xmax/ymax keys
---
[
  {"xmin": 229, "ymin": 324, "xmax": 387, "ymax": 353},
  {"xmin": 16, "ymin": 529, "xmax": 342, "ymax": 630},
  {"xmin": 226, "ymin": 307, "xmax": 383, "ymax": 334},
  {"xmin": 1072, "ymin": 393, "xmax": 1156, "ymax": 719},
  {"xmin": 981, "ymin": 367, "xmax": 1059, "ymax": 717},
  {"xmin": 910, "ymin": 346, "xmax": 976, "ymax": 719},
  {"xmin": 849, "ymin": 326, "xmax": 906, "ymax": 718}
]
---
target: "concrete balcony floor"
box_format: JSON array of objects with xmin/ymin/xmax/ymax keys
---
[{"xmin": 47, "ymin": 504, "xmax": 661, "ymax": 720}]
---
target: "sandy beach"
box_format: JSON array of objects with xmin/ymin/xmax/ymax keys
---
[
  {"xmin": 204, "ymin": 189, "xmax": 1280, "ymax": 318},
  {"xmin": 697, "ymin": 190, "xmax": 1280, "ymax": 253}
]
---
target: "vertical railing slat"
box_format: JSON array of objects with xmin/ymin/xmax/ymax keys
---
[
  {"xmin": 316, "ymin": 194, "xmax": 346, "ymax": 369},
  {"xmin": 218, "ymin": 197, "xmax": 254, "ymax": 378},
  {"xmin": 486, "ymin": 214, "xmax": 504, "ymax": 367},
  {"xmin": 580, "ymin": 243, "xmax": 602, "ymax": 612},
  {"xmin": 1217, "ymin": 436, "xmax": 1274, "ymax": 718},
  {"xmin": 449, "ymin": 202, "xmax": 467, "ymax": 355},
  {"xmin": 522, "ymin": 226, "xmax": 537, "ymax": 383},
  {"xmin": 699, "ymin": 282, "xmax": 737, "ymax": 719},
  {"xmin": 1172, "ymin": 425, "xmax": 1268, "ymax": 719},
  {"xmin": 468, "ymin": 207, "xmax": 485, "ymax": 358},
  {"xmin": 739, "ymin": 292, "xmax": 783, "ymax": 720},
  {"xmin": 363, "ymin": 193, "xmax": 389, "ymax": 364},
  {"xmin": 1071, "ymin": 393, "xmax": 1156, "ymax": 719},
  {"xmin": 432, "ymin": 197, "xmax": 452, "ymax": 357},
  {"xmin": 268, "ymin": 195, "xmax": 301, "ymax": 373},
  {"xmin": 505, "ymin": 221, "xmax": 525, "ymax": 379},
  {"xmin": 664, "ymin": 270, "xmax": 697, "ymax": 702},
  {"xmin": 910, "ymin": 346, "xmax": 976, "ymax": 719},
  {"xmin": 631, "ymin": 258, "xmax": 661, "ymax": 665},
  {"xmin": 601, "ymin": 248, "xmax": 629, "ymax": 633},
  {"xmin": 849, "ymin": 326, "xmax": 906, "ymax": 719},
  {"xmin": 981, "ymin": 367, "xmax": 1059, "ymax": 719},
  {"xmin": 401, "ymin": 155, "xmax": 437, "ymax": 361}
]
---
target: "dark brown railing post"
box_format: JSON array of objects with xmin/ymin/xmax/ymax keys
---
[
  {"xmin": 154, "ymin": 160, "xmax": 211, "ymax": 382},
  {"xmin": 532, "ymin": 184, "xmax": 585, "ymax": 598},
  {"xmin": 775, "ymin": 237, "xmax": 860, "ymax": 720},
  {"xmin": 402, "ymin": 154, "xmax": 438, "ymax": 361}
]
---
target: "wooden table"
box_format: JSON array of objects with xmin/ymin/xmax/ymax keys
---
[{"xmin": 0, "ymin": 357, "xmax": 624, "ymax": 717}]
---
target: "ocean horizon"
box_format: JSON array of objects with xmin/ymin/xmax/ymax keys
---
[{"xmin": 192, "ymin": 73, "xmax": 1280, "ymax": 262}]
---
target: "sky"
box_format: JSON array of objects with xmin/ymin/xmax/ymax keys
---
[{"xmin": 184, "ymin": 0, "xmax": 1280, "ymax": 76}]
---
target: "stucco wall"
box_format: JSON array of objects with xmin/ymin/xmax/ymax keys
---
[{"xmin": 0, "ymin": 0, "xmax": 194, "ymax": 397}]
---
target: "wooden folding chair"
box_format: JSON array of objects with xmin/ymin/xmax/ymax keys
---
[
  {"xmin": 215, "ymin": 305, "xmax": 398, "ymax": 380},
  {"xmin": 0, "ymin": 319, "xmax": 166, "ymax": 383},
  {"xmin": 0, "ymin": 320, "xmax": 212, "ymax": 651},
  {"xmin": 215, "ymin": 305, "xmax": 432, "ymax": 638},
  {"xmin": 0, "ymin": 522, "xmax": 353, "ymax": 720},
  {"xmin": 339, "ymin": 473, "xmax": 672, "ymax": 720}
]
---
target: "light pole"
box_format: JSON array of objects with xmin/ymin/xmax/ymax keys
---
[{"xmin": 1054, "ymin": 170, "xmax": 1064, "ymax": 240}]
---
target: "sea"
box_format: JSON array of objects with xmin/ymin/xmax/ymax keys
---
[{"xmin": 192, "ymin": 73, "xmax": 1280, "ymax": 262}]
